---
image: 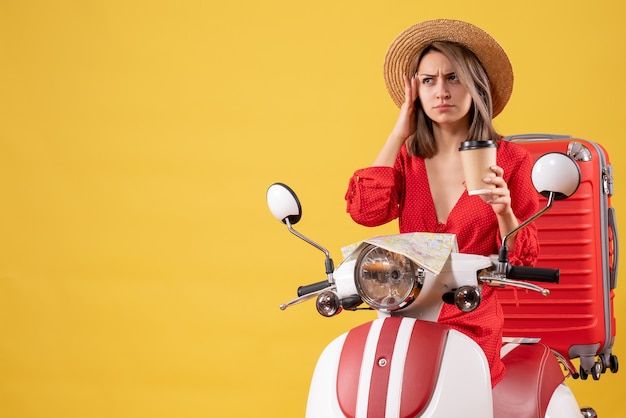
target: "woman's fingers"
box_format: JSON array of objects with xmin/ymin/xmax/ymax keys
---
[
  {"xmin": 411, "ymin": 75, "xmax": 419, "ymax": 102},
  {"xmin": 481, "ymin": 165, "xmax": 512, "ymax": 211},
  {"xmin": 403, "ymin": 73, "xmax": 419, "ymax": 104}
]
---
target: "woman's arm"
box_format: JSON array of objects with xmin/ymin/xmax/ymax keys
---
[
  {"xmin": 345, "ymin": 166, "xmax": 403, "ymax": 227},
  {"xmin": 373, "ymin": 74, "xmax": 419, "ymax": 166},
  {"xmin": 345, "ymin": 74, "xmax": 418, "ymax": 227},
  {"xmin": 491, "ymin": 149, "xmax": 540, "ymax": 265}
]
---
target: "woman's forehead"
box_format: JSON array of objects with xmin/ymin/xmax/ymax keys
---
[{"xmin": 417, "ymin": 51, "xmax": 455, "ymax": 74}]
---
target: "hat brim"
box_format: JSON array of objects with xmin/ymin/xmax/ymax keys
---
[{"xmin": 383, "ymin": 19, "xmax": 513, "ymax": 117}]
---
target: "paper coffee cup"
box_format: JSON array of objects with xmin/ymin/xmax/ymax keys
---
[{"xmin": 459, "ymin": 140, "xmax": 497, "ymax": 196}]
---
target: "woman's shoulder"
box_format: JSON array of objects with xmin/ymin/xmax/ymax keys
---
[
  {"xmin": 497, "ymin": 138, "xmax": 532, "ymax": 159},
  {"xmin": 395, "ymin": 143, "xmax": 425, "ymax": 168}
]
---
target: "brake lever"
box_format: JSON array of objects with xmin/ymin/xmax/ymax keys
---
[
  {"xmin": 279, "ymin": 286, "xmax": 337, "ymax": 310},
  {"xmin": 479, "ymin": 274, "xmax": 550, "ymax": 296}
]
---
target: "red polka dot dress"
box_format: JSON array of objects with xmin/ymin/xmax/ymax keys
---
[{"xmin": 345, "ymin": 139, "xmax": 540, "ymax": 387}]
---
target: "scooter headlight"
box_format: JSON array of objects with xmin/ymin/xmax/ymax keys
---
[{"xmin": 354, "ymin": 245, "xmax": 419, "ymax": 311}]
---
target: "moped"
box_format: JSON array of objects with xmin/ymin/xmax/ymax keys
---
[{"xmin": 267, "ymin": 151, "xmax": 598, "ymax": 417}]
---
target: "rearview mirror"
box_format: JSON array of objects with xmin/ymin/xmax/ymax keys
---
[{"xmin": 267, "ymin": 183, "xmax": 302, "ymax": 225}]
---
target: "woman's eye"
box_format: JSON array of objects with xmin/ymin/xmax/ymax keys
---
[
  {"xmin": 421, "ymin": 77, "xmax": 433, "ymax": 84},
  {"xmin": 449, "ymin": 74, "xmax": 459, "ymax": 82}
]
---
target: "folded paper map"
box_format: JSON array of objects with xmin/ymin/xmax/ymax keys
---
[{"xmin": 340, "ymin": 232, "xmax": 458, "ymax": 275}]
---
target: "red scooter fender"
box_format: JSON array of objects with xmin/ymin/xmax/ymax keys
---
[
  {"xmin": 306, "ymin": 317, "xmax": 580, "ymax": 418},
  {"xmin": 306, "ymin": 317, "xmax": 493, "ymax": 417}
]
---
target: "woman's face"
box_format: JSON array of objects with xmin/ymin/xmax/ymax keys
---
[{"xmin": 416, "ymin": 50, "xmax": 472, "ymax": 129}]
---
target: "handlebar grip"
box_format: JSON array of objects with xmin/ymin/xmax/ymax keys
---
[
  {"xmin": 508, "ymin": 265, "xmax": 560, "ymax": 284},
  {"xmin": 297, "ymin": 280, "xmax": 331, "ymax": 297}
]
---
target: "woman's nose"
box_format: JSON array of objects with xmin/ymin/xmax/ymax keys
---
[{"xmin": 436, "ymin": 81, "xmax": 451, "ymax": 99}]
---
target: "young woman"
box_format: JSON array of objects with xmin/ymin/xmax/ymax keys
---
[{"xmin": 345, "ymin": 19, "xmax": 540, "ymax": 387}]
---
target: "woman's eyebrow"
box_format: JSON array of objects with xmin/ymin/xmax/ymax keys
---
[{"xmin": 417, "ymin": 71, "xmax": 455, "ymax": 77}]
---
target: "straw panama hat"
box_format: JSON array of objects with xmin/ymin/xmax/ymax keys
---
[{"xmin": 383, "ymin": 19, "xmax": 514, "ymax": 117}]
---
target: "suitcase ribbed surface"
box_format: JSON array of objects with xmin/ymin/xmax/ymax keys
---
[{"xmin": 498, "ymin": 137, "xmax": 617, "ymax": 374}]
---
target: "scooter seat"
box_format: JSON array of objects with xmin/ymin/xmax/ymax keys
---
[{"xmin": 493, "ymin": 343, "xmax": 565, "ymax": 418}]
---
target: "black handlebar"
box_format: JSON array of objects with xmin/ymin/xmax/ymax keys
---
[
  {"xmin": 297, "ymin": 280, "xmax": 331, "ymax": 297},
  {"xmin": 508, "ymin": 265, "xmax": 560, "ymax": 284}
]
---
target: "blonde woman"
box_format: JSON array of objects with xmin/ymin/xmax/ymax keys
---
[{"xmin": 345, "ymin": 19, "xmax": 539, "ymax": 387}]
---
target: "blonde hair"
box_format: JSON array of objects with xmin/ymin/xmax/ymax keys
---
[{"xmin": 407, "ymin": 41, "xmax": 501, "ymax": 158}]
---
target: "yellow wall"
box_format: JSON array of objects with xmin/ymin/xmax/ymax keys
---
[{"xmin": 0, "ymin": 0, "xmax": 624, "ymax": 416}]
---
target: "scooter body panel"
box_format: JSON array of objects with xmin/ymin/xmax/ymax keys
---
[
  {"xmin": 306, "ymin": 317, "xmax": 493, "ymax": 418},
  {"xmin": 545, "ymin": 384, "xmax": 584, "ymax": 418}
]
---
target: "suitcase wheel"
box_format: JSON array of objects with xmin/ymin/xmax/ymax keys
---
[
  {"xmin": 579, "ymin": 362, "xmax": 602, "ymax": 380},
  {"xmin": 578, "ymin": 361, "xmax": 602, "ymax": 380},
  {"xmin": 579, "ymin": 355, "xmax": 619, "ymax": 380},
  {"xmin": 609, "ymin": 354, "xmax": 619, "ymax": 374},
  {"xmin": 600, "ymin": 353, "xmax": 619, "ymax": 374},
  {"xmin": 591, "ymin": 362, "xmax": 602, "ymax": 380}
]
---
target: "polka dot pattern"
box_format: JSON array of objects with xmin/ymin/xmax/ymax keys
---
[{"xmin": 345, "ymin": 140, "xmax": 540, "ymax": 387}]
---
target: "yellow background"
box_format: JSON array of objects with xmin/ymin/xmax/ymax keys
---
[{"xmin": 0, "ymin": 0, "xmax": 624, "ymax": 416}]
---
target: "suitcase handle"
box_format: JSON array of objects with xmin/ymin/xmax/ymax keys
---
[
  {"xmin": 609, "ymin": 207, "xmax": 619, "ymax": 289},
  {"xmin": 507, "ymin": 265, "xmax": 560, "ymax": 284},
  {"xmin": 504, "ymin": 134, "xmax": 572, "ymax": 141}
]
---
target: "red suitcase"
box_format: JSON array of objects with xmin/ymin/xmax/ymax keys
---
[{"xmin": 497, "ymin": 134, "xmax": 619, "ymax": 380}]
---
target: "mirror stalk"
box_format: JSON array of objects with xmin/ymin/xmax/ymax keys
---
[
  {"xmin": 497, "ymin": 191, "xmax": 556, "ymax": 275},
  {"xmin": 285, "ymin": 218, "xmax": 335, "ymax": 283}
]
